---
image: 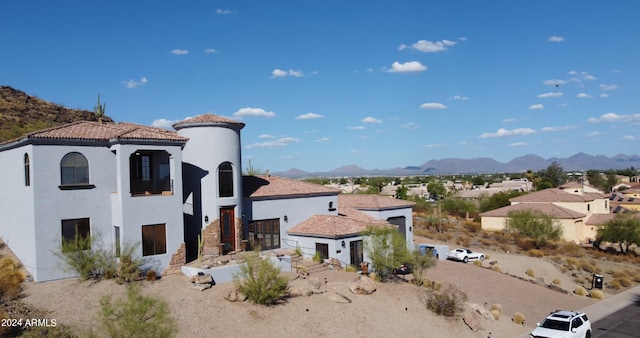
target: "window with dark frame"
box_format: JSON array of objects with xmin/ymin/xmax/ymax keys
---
[
  {"xmin": 315, "ymin": 243, "xmax": 329, "ymax": 260},
  {"xmin": 248, "ymin": 219, "xmax": 280, "ymax": 250},
  {"xmin": 24, "ymin": 153, "xmax": 30, "ymax": 186},
  {"xmin": 60, "ymin": 152, "xmax": 89, "ymax": 186},
  {"xmin": 142, "ymin": 224, "xmax": 166, "ymax": 256},
  {"xmin": 61, "ymin": 218, "xmax": 91, "ymax": 251},
  {"xmin": 218, "ymin": 162, "xmax": 234, "ymax": 197}
]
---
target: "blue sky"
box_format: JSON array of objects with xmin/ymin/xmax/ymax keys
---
[{"xmin": 2, "ymin": 1, "xmax": 639, "ymax": 172}]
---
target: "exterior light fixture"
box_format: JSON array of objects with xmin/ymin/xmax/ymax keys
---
[
  {"xmin": 284, "ymin": 215, "xmax": 288, "ymax": 222},
  {"xmin": 409, "ymin": 226, "xmax": 412, "ymax": 232},
  {"xmin": 341, "ymin": 240, "xmax": 346, "ymax": 248},
  {"xmin": 204, "ymin": 215, "xmax": 209, "ymax": 223}
]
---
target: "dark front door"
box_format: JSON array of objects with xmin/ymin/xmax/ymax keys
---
[
  {"xmin": 220, "ymin": 207, "xmax": 235, "ymax": 251},
  {"xmin": 350, "ymin": 240, "xmax": 363, "ymax": 267}
]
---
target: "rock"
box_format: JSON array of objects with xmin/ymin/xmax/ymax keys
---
[
  {"xmin": 468, "ymin": 303, "xmax": 494, "ymax": 322},
  {"xmin": 192, "ymin": 283, "xmax": 212, "ymax": 291},
  {"xmin": 328, "ymin": 292, "xmax": 352, "ymax": 304},
  {"xmin": 224, "ymin": 289, "xmax": 248, "ymax": 302},
  {"xmin": 463, "ymin": 311, "xmax": 482, "ymax": 332},
  {"xmin": 287, "ymin": 286, "xmax": 302, "ymax": 297},
  {"xmin": 349, "ymin": 275, "xmax": 377, "ymax": 295},
  {"xmin": 193, "ymin": 274, "xmax": 214, "ymax": 285}
]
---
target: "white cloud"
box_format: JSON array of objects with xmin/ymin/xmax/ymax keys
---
[
  {"xmin": 361, "ymin": 116, "xmax": 382, "ymax": 124},
  {"xmin": 216, "ymin": 8, "xmax": 234, "ymax": 15},
  {"xmin": 600, "ymin": 93, "xmax": 609, "ymax": 98},
  {"xmin": 543, "ymin": 79, "xmax": 567, "ymax": 86},
  {"xmin": 588, "ymin": 113, "xmax": 640, "ymax": 123},
  {"xmin": 400, "ymin": 39, "xmax": 457, "ymax": 53},
  {"xmin": 600, "ymin": 84, "xmax": 619, "ymax": 91},
  {"xmin": 529, "ymin": 104, "xmax": 544, "ymax": 110},
  {"xmin": 508, "ymin": 142, "xmax": 528, "ymax": 147},
  {"xmin": 204, "ymin": 48, "xmax": 219, "ymax": 54},
  {"xmin": 388, "ymin": 61, "xmax": 427, "ymax": 73},
  {"xmin": 622, "ymin": 135, "xmax": 636, "ymax": 140},
  {"xmin": 420, "ymin": 102, "xmax": 447, "ymax": 110},
  {"xmin": 123, "ymin": 77, "xmax": 148, "ymax": 89},
  {"xmin": 401, "ymin": 122, "xmax": 419, "ymax": 129},
  {"xmin": 233, "ymin": 107, "xmax": 276, "ymax": 118},
  {"xmin": 583, "ymin": 74, "xmax": 597, "ymax": 81},
  {"xmin": 479, "ymin": 128, "xmax": 536, "ymax": 138},
  {"xmin": 541, "ymin": 125, "xmax": 575, "ymax": 132},
  {"xmin": 271, "ymin": 68, "xmax": 304, "ymax": 78},
  {"xmin": 296, "ymin": 112, "xmax": 324, "ymax": 120},
  {"xmin": 585, "ymin": 131, "xmax": 603, "ymax": 137},
  {"xmin": 502, "ymin": 118, "xmax": 517, "ymax": 123},
  {"xmin": 577, "ymin": 93, "xmax": 591, "ymax": 98},
  {"xmin": 316, "ymin": 137, "xmax": 330, "ymax": 142},
  {"xmin": 347, "ymin": 126, "xmax": 365, "ymax": 130},
  {"xmin": 245, "ymin": 137, "xmax": 299, "ymax": 149},
  {"xmin": 259, "ymin": 134, "xmax": 276, "ymax": 139},
  {"xmin": 151, "ymin": 118, "xmax": 183, "ymax": 128},
  {"xmin": 171, "ymin": 49, "xmax": 189, "ymax": 55},
  {"xmin": 449, "ymin": 95, "xmax": 469, "ymax": 100},
  {"xmin": 423, "ymin": 144, "xmax": 442, "ymax": 148},
  {"xmin": 548, "ymin": 36, "xmax": 564, "ymax": 42},
  {"xmin": 537, "ymin": 92, "xmax": 563, "ymax": 98}
]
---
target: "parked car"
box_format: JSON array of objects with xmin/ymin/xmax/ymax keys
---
[
  {"xmin": 529, "ymin": 310, "xmax": 591, "ymax": 338},
  {"xmin": 392, "ymin": 264, "xmax": 412, "ymax": 275},
  {"xmin": 447, "ymin": 248, "xmax": 484, "ymax": 263}
]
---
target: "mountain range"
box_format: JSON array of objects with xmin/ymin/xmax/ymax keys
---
[{"xmin": 273, "ymin": 153, "xmax": 640, "ymax": 178}]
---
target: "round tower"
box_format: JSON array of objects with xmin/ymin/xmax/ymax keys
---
[{"xmin": 174, "ymin": 114, "xmax": 245, "ymax": 257}]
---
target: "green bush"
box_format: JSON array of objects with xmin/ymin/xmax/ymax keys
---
[
  {"xmin": 234, "ymin": 253, "xmax": 288, "ymax": 305},
  {"xmin": 96, "ymin": 284, "xmax": 177, "ymax": 338},
  {"xmin": 54, "ymin": 234, "xmax": 102, "ymax": 280},
  {"xmin": 424, "ymin": 283, "xmax": 467, "ymax": 317},
  {"xmin": 312, "ymin": 251, "xmax": 323, "ymax": 263}
]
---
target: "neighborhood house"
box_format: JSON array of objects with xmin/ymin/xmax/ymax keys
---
[{"xmin": 0, "ymin": 114, "xmax": 414, "ymax": 282}]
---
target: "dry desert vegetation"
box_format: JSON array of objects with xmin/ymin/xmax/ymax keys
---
[{"xmin": 1, "ymin": 217, "xmax": 640, "ymax": 338}]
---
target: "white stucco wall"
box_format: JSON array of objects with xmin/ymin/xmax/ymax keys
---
[
  {"xmin": 246, "ymin": 194, "xmax": 339, "ymax": 249},
  {"xmin": 0, "ymin": 145, "xmax": 37, "ymax": 280},
  {"xmin": 359, "ymin": 207, "xmax": 414, "ymax": 249},
  {"xmin": 292, "ymin": 235, "xmax": 369, "ymax": 267}
]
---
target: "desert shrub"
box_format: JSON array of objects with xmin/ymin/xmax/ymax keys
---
[
  {"xmin": 97, "ymin": 284, "xmax": 177, "ymax": 338},
  {"xmin": 528, "ymin": 249, "xmax": 544, "ymax": 258},
  {"xmin": 490, "ymin": 303, "xmax": 502, "ymax": 314},
  {"xmin": 579, "ymin": 259, "xmax": 600, "ymax": 274},
  {"xmin": 590, "ymin": 290, "xmax": 605, "ymax": 299},
  {"xmin": 53, "ymin": 233, "xmax": 102, "ymax": 280},
  {"xmin": 146, "ymin": 270, "xmax": 157, "ymax": 281},
  {"xmin": 525, "ymin": 268, "xmax": 535, "ymax": 278},
  {"xmin": 409, "ymin": 245, "xmax": 436, "ymax": 287},
  {"xmin": 574, "ymin": 286, "xmax": 588, "ymax": 296},
  {"xmin": 234, "ymin": 253, "xmax": 288, "ymax": 305},
  {"xmin": 560, "ymin": 266, "xmax": 568, "ymax": 273},
  {"xmin": 515, "ymin": 237, "xmax": 536, "ymax": 251},
  {"xmin": 344, "ymin": 265, "xmax": 357, "ymax": 273},
  {"xmin": 491, "ymin": 310, "xmax": 501, "ymax": 320},
  {"xmin": 634, "ymin": 272, "xmax": 640, "ymax": 283},
  {"xmin": 363, "ymin": 226, "xmax": 411, "ymax": 280},
  {"xmin": 492, "ymin": 264, "xmax": 502, "ymax": 273},
  {"xmin": 312, "ymin": 251, "xmax": 323, "ymax": 263},
  {"xmin": 432, "ymin": 281, "xmax": 442, "ymax": 291},
  {"xmin": 0, "ymin": 257, "xmax": 25, "ymax": 300},
  {"xmin": 424, "ymin": 283, "xmax": 467, "ymax": 317},
  {"xmin": 498, "ymin": 243, "xmax": 512, "ymax": 253},
  {"xmin": 552, "ymin": 278, "xmax": 562, "ymax": 285},
  {"xmin": 484, "ymin": 254, "xmax": 490, "ymax": 260},
  {"xmin": 463, "ymin": 220, "xmax": 481, "ymax": 233},
  {"xmin": 472, "ymin": 260, "xmax": 483, "ymax": 267},
  {"xmin": 565, "ymin": 257, "xmax": 579, "ymax": 267},
  {"xmin": 613, "ymin": 277, "xmax": 633, "ymax": 288},
  {"xmin": 436, "ymin": 233, "xmax": 453, "ymax": 242},
  {"xmin": 559, "ymin": 241, "xmax": 584, "ymax": 257},
  {"xmin": 414, "ymin": 227, "xmax": 434, "ymax": 238},
  {"xmin": 512, "ymin": 312, "xmax": 526, "ymax": 325},
  {"xmin": 456, "ymin": 235, "xmax": 471, "ymax": 247},
  {"xmin": 479, "ymin": 238, "xmax": 494, "ymax": 247}
]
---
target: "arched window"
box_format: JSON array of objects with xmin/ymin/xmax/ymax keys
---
[
  {"xmin": 24, "ymin": 153, "xmax": 30, "ymax": 186},
  {"xmin": 60, "ymin": 152, "xmax": 89, "ymax": 186},
  {"xmin": 218, "ymin": 162, "xmax": 234, "ymax": 197}
]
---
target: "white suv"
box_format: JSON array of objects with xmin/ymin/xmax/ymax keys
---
[{"xmin": 529, "ymin": 310, "xmax": 591, "ymax": 338}]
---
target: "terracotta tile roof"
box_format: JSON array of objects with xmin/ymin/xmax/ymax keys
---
[
  {"xmin": 172, "ymin": 114, "xmax": 245, "ymax": 130},
  {"xmin": 287, "ymin": 215, "xmax": 394, "ymax": 239},
  {"xmin": 609, "ymin": 192, "xmax": 640, "ymax": 204},
  {"xmin": 243, "ymin": 175, "xmax": 340, "ymax": 199},
  {"xmin": 2, "ymin": 121, "xmax": 187, "ymax": 146},
  {"xmin": 338, "ymin": 194, "xmax": 416, "ymax": 211},
  {"xmin": 585, "ymin": 213, "xmax": 616, "ymax": 225},
  {"xmin": 337, "ymin": 207, "xmax": 389, "ymax": 225},
  {"xmin": 559, "ymin": 182, "xmax": 583, "ymax": 189},
  {"xmin": 479, "ymin": 202, "xmax": 586, "ymax": 219},
  {"xmin": 509, "ymin": 188, "xmax": 605, "ymax": 203}
]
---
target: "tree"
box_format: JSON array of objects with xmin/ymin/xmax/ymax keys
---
[
  {"xmin": 442, "ymin": 198, "xmax": 477, "ymax": 219},
  {"xmin": 538, "ymin": 162, "xmax": 566, "ymax": 188},
  {"xmin": 396, "ymin": 185, "xmax": 408, "ymax": 200},
  {"xmin": 596, "ymin": 214, "xmax": 640, "ymax": 255},
  {"xmin": 427, "ymin": 182, "xmax": 446, "ymax": 200},
  {"xmin": 586, "ymin": 170, "xmax": 605, "ymax": 190},
  {"xmin": 604, "ymin": 171, "xmax": 618, "ymax": 193},
  {"xmin": 505, "ymin": 210, "xmax": 563, "ymax": 248},
  {"xmin": 479, "ymin": 190, "xmax": 526, "ymax": 213},
  {"xmin": 409, "ymin": 246, "xmax": 436, "ymax": 286},
  {"xmin": 363, "ymin": 225, "xmax": 411, "ymax": 280}
]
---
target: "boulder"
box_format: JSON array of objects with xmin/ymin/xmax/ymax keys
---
[
  {"xmin": 349, "ymin": 275, "xmax": 377, "ymax": 295},
  {"xmin": 328, "ymin": 292, "xmax": 352, "ymax": 304},
  {"xmin": 193, "ymin": 274, "xmax": 214, "ymax": 285},
  {"xmin": 463, "ymin": 311, "xmax": 482, "ymax": 332},
  {"xmin": 192, "ymin": 283, "xmax": 212, "ymax": 291},
  {"xmin": 224, "ymin": 289, "xmax": 248, "ymax": 302}
]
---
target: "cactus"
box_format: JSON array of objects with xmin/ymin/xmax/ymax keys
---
[
  {"xmin": 94, "ymin": 94, "xmax": 106, "ymax": 123},
  {"xmin": 197, "ymin": 231, "xmax": 204, "ymax": 261}
]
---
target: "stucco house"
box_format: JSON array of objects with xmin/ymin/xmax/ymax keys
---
[
  {"xmin": 479, "ymin": 184, "xmax": 611, "ymax": 243},
  {"xmin": 0, "ymin": 114, "xmax": 414, "ymax": 282}
]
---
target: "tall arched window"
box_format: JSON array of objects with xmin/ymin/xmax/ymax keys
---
[
  {"xmin": 60, "ymin": 152, "xmax": 89, "ymax": 186},
  {"xmin": 24, "ymin": 153, "xmax": 30, "ymax": 186},
  {"xmin": 218, "ymin": 162, "xmax": 234, "ymax": 197}
]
